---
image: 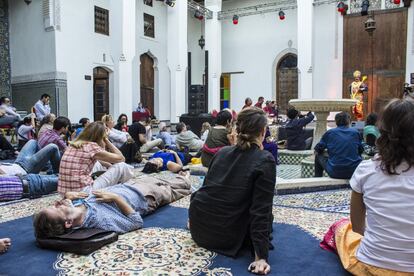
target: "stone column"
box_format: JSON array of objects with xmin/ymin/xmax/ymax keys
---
[
  {"xmin": 113, "ymin": 0, "xmax": 136, "ymax": 118},
  {"xmin": 312, "ymin": 111, "xmax": 329, "ymax": 148},
  {"xmin": 167, "ymin": 0, "xmax": 188, "ymax": 123},
  {"xmin": 297, "ymin": 0, "xmax": 313, "ymax": 99},
  {"xmin": 205, "ymin": 0, "xmax": 222, "ymax": 111}
]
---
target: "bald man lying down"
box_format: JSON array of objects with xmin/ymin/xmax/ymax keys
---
[{"xmin": 33, "ymin": 173, "xmax": 191, "ymax": 238}]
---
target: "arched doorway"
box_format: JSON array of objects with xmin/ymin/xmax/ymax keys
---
[
  {"xmin": 140, "ymin": 53, "xmax": 155, "ymax": 115},
  {"xmin": 93, "ymin": 67, "xmax": 110, "ymax": 121},
  {"xmin": 276, "ymin": 54, "xmax": 298, "ymax": 113}
]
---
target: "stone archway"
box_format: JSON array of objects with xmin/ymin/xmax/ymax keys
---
[{"xmin": 276, "ymin": 53, "xmax": 298, "ymax": 113}]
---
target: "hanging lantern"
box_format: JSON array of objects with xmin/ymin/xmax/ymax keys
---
[
  {"xmin": 337, "ymin": 1, "xmax": 345, "ymax": 12},
  {"xmin": 198, "ymin": 35, "xmax": 205, "ymax": 49},
  {"xmin": 279, "ymin": 11, "xmax": 285, "ymax": 20},
  {"xmin": 233, "ymin": 15, "xmax": 239, "ymax": 25},
  {"xmin": 393, "ymin": 0, "xmax": 401, "ymax": 4}
]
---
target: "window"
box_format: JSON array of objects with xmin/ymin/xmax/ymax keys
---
[
  {"xmin": 144, "ymin": 13, "xmax": 155, "ymax": 38},
  {"xmin": 144, "ymin": 0, "xmax": 153, "ymax": 7},
  {"xmin": 95, "ymin": 6, "xmax": 109, "ymax": 35}
]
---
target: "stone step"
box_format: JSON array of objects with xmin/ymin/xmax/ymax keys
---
[{"xmin": 276, "ymin": 177, "xmax": 349, "ymax": 195}]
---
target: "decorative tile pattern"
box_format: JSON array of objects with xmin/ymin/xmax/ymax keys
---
[
  {"xmin": 350, "ymin": 0, "xmax": 382, "ymax": 14},
  {"xmin": 0, "ymin": 0, "xmax": 11, "ymax": 96},
  {"xmin": 279, "ymin": 151, "xmax": 313, "ymax": 165},
  {"xmin": 277, "ymin": 164, "xmax": 302, "ymax": 179}
]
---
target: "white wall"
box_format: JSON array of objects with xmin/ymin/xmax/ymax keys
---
[
  {"xmin": 313, "ymin": 3, "xmax": 343, "ymax": 99},
  {"xmin": 406, "ymin": 6, "xmax": 414, "ymax": 83},
  {"xmin": 221, "ymin": 0, "xmax": 297, "ymax": 111},
  {"xmin": 55, "ymin": 0, "xmax": 114, "ymax": 121},
  {"xmin": 188, "ymin": 15, "xmax": 205, "ymax": 85},
  {"xmin": 136, "ymin": 0, "xmax": 170, "ymax": 120},
  {"xmin": 9, "ymin": 0, "xmax": 57, "ymax": 77}
]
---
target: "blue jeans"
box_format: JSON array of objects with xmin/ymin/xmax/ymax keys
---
[
  {"xmin": 23, "ymin": 174, "xmax": 58, "ymax": 198},
  {"xmin": 15, "ymin": 140, "xmax": 61, "ymax": 174}
]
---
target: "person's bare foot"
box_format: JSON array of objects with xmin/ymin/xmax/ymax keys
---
[{"xmin": 0, "ymin": 238, "xmax": 11, "ymax": 254}]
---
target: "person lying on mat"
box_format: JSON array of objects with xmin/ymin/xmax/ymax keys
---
[
  {"xmin": 189, "ymin": 107, "xmax": 276, "ymax": 275},
  {"xmin": 142, "ymin": 149, "xmax": 190, "ymax": 174},
  {"xmin": 0, "ymin": 139, "xmax": 61, "ymax": 176},
  {"xmin": 33, "ymin": 173, "xmax": 192, "ymax": 238},
  {"xmin": 0, "ymin": 174, "xmax": 58, "ymax": 201},
  {"xmin": 0, "ymin": 238, "xmax": 11, "ymax": 254},
  {"xmin": 321, "ymin": 99, "xmax": 414, "ymax": 275}
]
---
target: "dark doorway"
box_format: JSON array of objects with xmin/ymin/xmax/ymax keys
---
[
  {"xmin": 93, "ymin": 67, "xmax": 110, "ymax": 121},
  {"xmin": 140, "ymin": 53, "xmax": 155, "ymax": 115},
  {"xmin": 343, "ymin": 9, "xmax": 407, "ymax": 117},
  {"xmin": 276, "ymin": 54, "xmax": 298, "ymax": 113}
]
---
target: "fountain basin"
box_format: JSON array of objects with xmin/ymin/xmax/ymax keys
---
[{"xmin": 289, "ymin": 99, "xmax": 358, "ymax": 148}]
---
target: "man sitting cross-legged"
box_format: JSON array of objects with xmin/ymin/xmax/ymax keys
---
[
  {"xmin": 314, "ymin": 112, "xmax": 363, "ymax": 179},
  {"xmin": 33, "ymin": 173, "xmax": 191, "ymax": 237}
]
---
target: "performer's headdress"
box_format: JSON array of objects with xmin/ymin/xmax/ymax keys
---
[{"xmin": 353, "ymin": 70, "xmax": 361, "ymax": 78}]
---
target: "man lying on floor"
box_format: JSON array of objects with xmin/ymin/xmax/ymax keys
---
[
  {"xmin": 33, "ymin": 173, "xmax": 191, "ymax": 238},
  {"xmin": 0, "ymin": 174, "xmax": 58, "ymax": 201}
]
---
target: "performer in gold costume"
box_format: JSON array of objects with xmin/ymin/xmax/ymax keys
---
[{"xmin": 350, "ymin": 70, "xmax": 368, "ymax": 121}]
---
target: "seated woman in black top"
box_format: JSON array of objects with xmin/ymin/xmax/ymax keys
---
[{"xmin": 189, "ymin": 107, "xmax": 276, "ymax": 275}]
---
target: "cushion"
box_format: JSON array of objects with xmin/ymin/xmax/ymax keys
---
[{"xmin": 36, "ymin": 228, "xmax": 118, "ymax": 255}]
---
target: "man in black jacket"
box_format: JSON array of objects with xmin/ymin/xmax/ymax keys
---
[{"xmin": 285, "ymin": 108, "xmax": 314, "ymax": 150}]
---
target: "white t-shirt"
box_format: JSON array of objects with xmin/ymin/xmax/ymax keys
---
[
  {"xmin": 350, "ymin": 159, "xmax": 414, "ymax": 272},
  {"xmin": 0, "ymin": 163, "xmax": 27, "ymax": 176}
]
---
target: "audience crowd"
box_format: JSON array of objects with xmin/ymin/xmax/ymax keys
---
[{"xmin": 0, "ymin": 94, "xmax": 411, "ymax": 276}]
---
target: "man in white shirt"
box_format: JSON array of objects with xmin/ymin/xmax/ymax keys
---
[{"xmin": 34, "ymin": 94, "xmax": 51, "ymax": 121}]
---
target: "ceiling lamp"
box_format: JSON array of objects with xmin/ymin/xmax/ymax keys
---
[
  {"xmin": 165, "ymin": 0, "xmax": 175, "ymax": 7},
  {"xmin": 194, "ymin": 10, "xmax": 204, "ymax": 20},
  {"xmin": 279, "ymin": 11, "xmax": 285, "ymax": 20},
  {"xmin": 361, "ymin": 0, "xmax": 370, "ymax": 16},
  {"xmin": 24, "ymin": 0, "xmax": 32, "ymax": 4},
  {"xmin": 337, "ymin": 1, "xmax": 345, "ymax": 12},
  {"xmin": 233, "ymin": 15, "xmax": 239, "ymax": 25}
]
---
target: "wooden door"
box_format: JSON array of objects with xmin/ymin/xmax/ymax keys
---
[
  {"xmin": 343, "ymin": 9, "xmax": 407, "ymax": 117},
  {"xmin": 277, "ymin": 54, "xmax": 298, "ymax": 113},
  {"xmin": 93, "ymin": 67, "xmax": 110, "ymax": 121},
  {"xmin": 140, "ymin": 54, "xmax": 155, "ymax": 115}
]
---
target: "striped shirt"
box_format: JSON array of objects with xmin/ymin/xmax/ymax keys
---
[
  {"xmin": 58, "ymin": 142, "xmax": 103, "ymax": 193},
  {"xmin": 80, "ymin": 184, "xmax": 148, "ymax": 233},
  {"xmin": 38, "ymin": 129, "xmax": 67, "ymax": 152},
  {"xmin": 0, "ymin": 176, "xmax": 23, "ymax": 201}
]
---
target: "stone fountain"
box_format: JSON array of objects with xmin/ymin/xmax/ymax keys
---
[{"xmin": 289, "ymin": 99, "xmax": 358, "ymax": 148}]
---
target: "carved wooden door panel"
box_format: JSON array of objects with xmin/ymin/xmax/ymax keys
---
[
  {"xmin": 140, "ymin": 54, "xmax": 155, "ymax": 115},
  {"xmin": 343, "ymin": 9, "xmax": 407, "ymax": 117},
  {"xmin": 277, "ymin": 54, "xmax": 298, "ymax": 113},
  {"xmin": 93, "ymin": 67, "xmax": 110, "ymax": 121}
]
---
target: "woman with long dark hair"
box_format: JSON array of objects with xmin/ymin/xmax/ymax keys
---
[
  {"xmin": 321, "ymin": 99, "xmax": 414, "ymax": 275},
  {"xmin": 189, "ymin": 107, "xmax": 276, "ymax": 275}
]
